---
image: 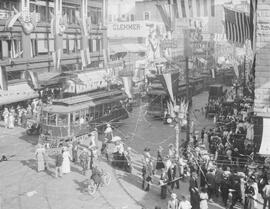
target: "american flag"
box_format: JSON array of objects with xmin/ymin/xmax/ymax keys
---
[
  {"xmin": 224, "ymin": 7, "xmax": 250, "ymax": 45},
  {"xmin": 169, "ymin": 0, "xmax": 215, "ymax": 18}
]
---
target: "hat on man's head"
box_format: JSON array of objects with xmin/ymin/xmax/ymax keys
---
[{"xmin": 171, "ymin": 193, "xmax": 177, "ymax": 199}]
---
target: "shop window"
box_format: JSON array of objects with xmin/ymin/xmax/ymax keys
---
[{"xmin": 37, "ymin": 39, "xmax": 49, "ymax": 55}]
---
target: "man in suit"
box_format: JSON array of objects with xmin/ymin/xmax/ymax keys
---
[
  {"xmin": 206, "ymin": 168, "xmax": 216, "ymax": 201},
  {"xmin": 167, "ymin": 193, "xmax": 179, "ymax": 209},
  {"xmin": 189, "ymin": 171, "xmax": 200, "ymax": 209}
]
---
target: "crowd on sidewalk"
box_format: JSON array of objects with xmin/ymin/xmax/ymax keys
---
[
  {"xmin": 1, "ymin": 98, "xmax": 43, "ymax": 129},
  {"xmin": 141, "ymin": 98, "xmax": 270, "ymax": 209}
]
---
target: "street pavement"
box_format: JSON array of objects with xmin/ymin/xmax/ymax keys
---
[{"xmin": 0, "ymin": 91, "xmax": 264, "ymax": 209}]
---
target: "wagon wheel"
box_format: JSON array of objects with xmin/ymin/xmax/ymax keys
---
[
  {"xmin": 103, "ymin": 172, "xmax": 111, "ymax": 186},
  {"xmin": 87, "ymin": 180, "xmax": 97, "ymax": 195}
]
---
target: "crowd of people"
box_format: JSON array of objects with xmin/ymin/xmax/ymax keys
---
[
  {"xmin": 1, "ymin": 98, "xmax": 43, "ymax": 129},
  {"xmin": 140, "ymin": 96, "xmax": 270, "ymax": 209}
]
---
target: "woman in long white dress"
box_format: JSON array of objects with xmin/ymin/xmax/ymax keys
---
[
  {"xmin": 62, "ymin": 147, "xmax": 71, "ymax": 174},
  {"xmin": 8, "ymin": 112, "xmax": 15, "ymax": 129},
  {"xmin": 2, "ymin": 108, "xmax": 9, "ymax": 128}
]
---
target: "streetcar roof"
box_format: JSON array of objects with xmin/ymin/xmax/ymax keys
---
[
  {"xmin": 42, "ymin": 90, "xmax": 126, "ymax": 113},
  {"xmin": 52, "ymin": 89, "xmax": 123, "ymax": 106}
]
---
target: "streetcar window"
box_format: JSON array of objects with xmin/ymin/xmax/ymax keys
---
[
  {"xmin": 94, "ymin": 112, "xmax": 99, "ymax": 119},
  {"xmin": 58, "ymin": 114, "xmax": 68, "ymax": 126},
  {"xmin": 104, "ymin": 103, "xmax": 111, "ymax": 115},
  {"xmin": 48, "ymin": 113, "xmax": 56, "ymax": 125},
  {"xmin": 74, "ymin": 112, "xmax": 80, "ymax": 124},
  {"xmin": 95, "ymin": 105, "xmax": 102, "ymax": 119},
  {"xmin": 42, "ymin": 112, "xmax": 48, "ymax": 124},
  {"xmin": 89, "ymin": 113, "xmax": 94, "ymax": 121}
]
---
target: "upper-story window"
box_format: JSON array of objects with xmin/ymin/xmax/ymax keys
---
[
  {"xmin": 144, "ymin": 11, "xmax": 150, "ymax": 21},
  {"xmin": 63, "ymin": 4, "xmax": 78, "ymax": 25},
  {"xmin": 130, "ymin": 14, "xmax": 135, "ymax": 21},
  {"xmin": 88, "ymin": 6, "xmax": 102, "ymax": 25}
]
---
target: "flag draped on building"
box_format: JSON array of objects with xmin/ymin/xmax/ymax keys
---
[
  {"xmin": 0, "ymin": 66, "xmax": 8, "ymax": 90},
  {"xmin": 224, "ymin": 7, "xmax": 250, "ymax": 45},
  {"xmin": 24, "ymin": 70, "xmax": 39, "ymax": 89},
  {"xmin": 158, "ymin": 72, "xmax": 179, "ymax": 104},
  {"xmin": 156, "ymin": 3, "xmax": 175, "ymax": 31},
  {"xmin": 173, "ymin": 0, "xmax": 215, "ymax": 18}
]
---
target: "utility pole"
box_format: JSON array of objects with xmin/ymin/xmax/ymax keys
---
[
  {"xmin": 185, "ymin": 56, "xmax": 190, "ymax": 143},
  {"xmin": 184, "ymin": 29, "xmax": 191, "ymax": 144}
]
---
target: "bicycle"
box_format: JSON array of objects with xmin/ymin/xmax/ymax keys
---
[{"xmin": 87, "ymin": 169, "xmax": 111, "ymax": 195}]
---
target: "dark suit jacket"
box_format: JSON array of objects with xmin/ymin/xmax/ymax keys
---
[{"xmin": 189, "ymin": 177, "xmax": 198, "ymax": 194}]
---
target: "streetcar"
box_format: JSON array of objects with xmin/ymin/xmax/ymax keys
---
[
  {"xmin": 146, "ymin": 81, "xmax": 194, "ymax": 118},
  {"xmin": 40, "ymin": 89, "xmax": 129, "ymax": 147}
]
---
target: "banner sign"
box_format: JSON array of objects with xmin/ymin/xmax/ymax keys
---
[
  {"xmin": 254, "ymin": 0, "xmax": 270, "ymax": 116},
  {"xmin": 107, "ymin": 21, "xmax": 149, "ymax": 38},
  {"xmin": 160, "ymin": 39, "xmax": 177, "ymax": 49}
]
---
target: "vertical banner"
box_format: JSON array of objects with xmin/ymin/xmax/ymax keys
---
[
  {"xmin": 254, "ymin": 0, "xmax": 270, "ymax": 115},
  {"xmin": 122, "ymin": 76, "xmax": 133, "ymax": 99},
  {"xmin": 0, "ymin": 66, "xmax": 8, "ymax": 90},
  {"xmin": 24, "ymin": 70, "xmax": 39, "ymax": 89}
]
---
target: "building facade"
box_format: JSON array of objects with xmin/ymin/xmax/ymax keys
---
[{"xmin": 0, "ymin": 0, "xmax": 107, "ymax": 105}]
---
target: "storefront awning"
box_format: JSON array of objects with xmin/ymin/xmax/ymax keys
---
[
  {"xmin": 0, "ymin": 82, "xmax": 38, "ymax": 106},
  {"xmin": 109, "ymin": 43, "xmax": 146, "ymax": 54}
]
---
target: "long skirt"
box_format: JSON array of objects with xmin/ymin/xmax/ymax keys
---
[
  {"xmin": 37, "ymin": 159, "xmax": 45, "ymax": 171},
  {"xmin": 244, "ymin": 197, "xmax": 254, "ymax": 209}
]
